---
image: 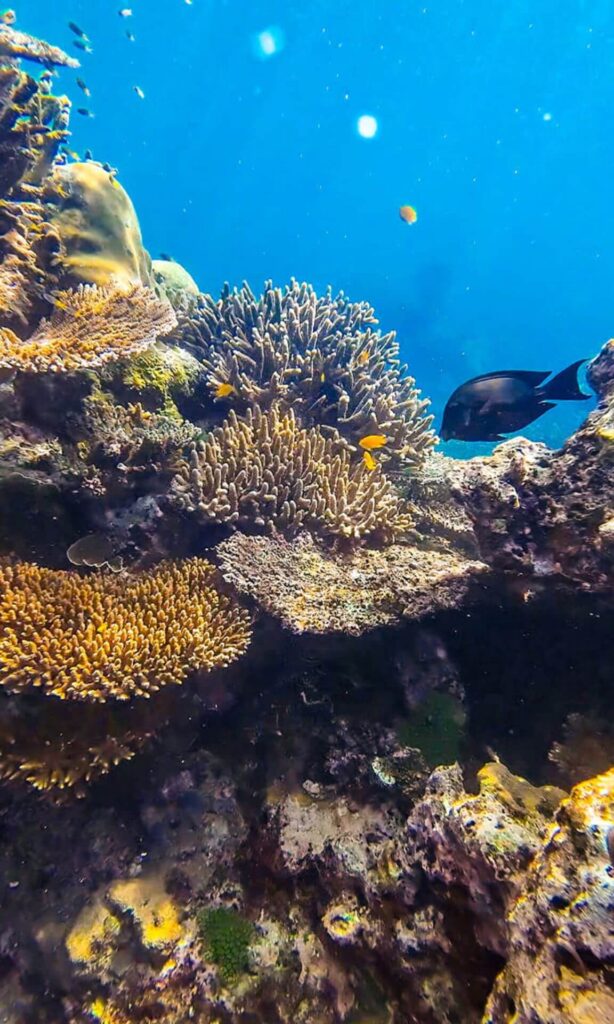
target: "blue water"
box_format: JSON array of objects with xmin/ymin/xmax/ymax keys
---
[{"xmin": 27, "ymin": 0, "xmax": 612, "ymax": 450}]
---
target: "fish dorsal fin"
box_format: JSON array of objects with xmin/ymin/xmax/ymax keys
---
[{"xmin": 468, "ymin": 369, "xmax": 552, "ymax": 386}]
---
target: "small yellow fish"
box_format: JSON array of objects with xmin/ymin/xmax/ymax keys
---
[
  {"xmin": 320, "ymin": 372, "xmax": 326, "ymax": 382},
  {"xmin": 356, "ymin": 350, "xmax": 369, "ymax": 365},
  {"xmin": 215, "ymin": 382, "xmax": 235, "ymax": 399},
  {"xmin": 359, "ymin": 434, "xmax": 387, "ymax": 450},
  {"xmin": 363, "ymin": 451, "xmax": 377, "ymax": 471}
]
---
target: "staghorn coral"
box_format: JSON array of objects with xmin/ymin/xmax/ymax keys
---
[
  {"xmin": 0, "ymin": 558, "xmax": 252, "ymax": 702},
  {"xmin": 170, "ymin": 279, "xmax": 435, "ymax": 469},
  {"xmin": 47, "ymin": 161, "xmax": 154, "ymax": 291},
  {"xmin": 217, "ymin": 531, "xmax": 488, "ymax": 634},
  {"xmin": 0, "ymin": 694, "xmax": 170, "ymax": 795},
  {"xmin": 172, "ymin": 403, "xmax": 408, "ymax": 542},
  {"xmin": 0, "ymin": 283, "xmax": 177, "ymax": 374}
]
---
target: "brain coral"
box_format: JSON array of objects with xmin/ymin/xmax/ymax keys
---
[
  {"xmin": 170, "ymin": 279, "xmax": 435, "ymax": 469},
  {"xmin": 0, "ymin": 559, "xmax": 252, "ymax": 702},
  {"xmin": 171, "ymin": 403, "xmax": 408, "ymax": 542},
  {"xmin": 0, "ymin": 283, "xmax": 177, "ymax": 373}
]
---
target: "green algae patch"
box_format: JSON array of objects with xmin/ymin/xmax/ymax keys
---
[
  {"xmin": 398, "ymin": 692, "xmax": 467, "ymax": 768},
  {"xmin": 196, "ymin": 907, "xmax": 254, "ymax": 982}
]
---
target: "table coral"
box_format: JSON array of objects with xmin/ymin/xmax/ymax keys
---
[
  {"xmin": 0, "ymin": 283, "xmax": 177, "ymax": 374},
  {"xmin": 169, "ymin": 279, "xmax": 435, "ymax": 469},
  {"xmin": 0, "ymin": 24, "xmax": 79, "ymax": 68},
  {"xmin": 217, "ymin": 530, "xmax": 488, "ymax": 634},
  {"xmin": 0, "ymin": 558, "xmax": 252, "ymax": 702},
  {"xmin": 172, "ymin": 403, "xmax": 407, "ymax": 542}
]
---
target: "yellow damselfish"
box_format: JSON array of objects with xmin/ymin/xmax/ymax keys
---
[
  {"xmin": 215, "ymin": 382, "xmax": 235, "ymax": 399},
  {"xmin": 359, "ymin": 434, "xmax": 387, "ymax": 450},
  {"xmin": 363, "ymin": 450, "xmax": 377, "ymax": 471}
]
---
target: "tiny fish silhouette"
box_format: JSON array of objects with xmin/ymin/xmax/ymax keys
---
[{"xmin": 440, "ymin": 360, "xmax": 590, "ymax": 442}]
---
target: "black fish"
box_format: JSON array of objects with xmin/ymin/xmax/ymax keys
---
[
  {"xmin": 68, "ymin": 21, "xmax": 89, "ymax": 41},
  {"xmin": 440, "ymin": 360, "xmax": 590, "ymax": 442}
]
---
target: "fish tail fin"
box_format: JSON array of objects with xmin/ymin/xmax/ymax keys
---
[{"xmin": 540, "ymin": 359, "xmax": 591, "ymax": 401}]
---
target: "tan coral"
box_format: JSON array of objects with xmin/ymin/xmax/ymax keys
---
[
  {"xmin": 0, "ymin": 284, "xmax": 177, "ymax": 374},
  {"xmin": 217, "ymin": 531, "xmax": 488, "ymax": 634},
  {"xmin": 0, "ymin": 558, "xmax": 252, "ymax": 702},
  {"xmin": 47, "ymin": 162, "xmax": 154, "ymax": 290},
  {"xmin": 172, "ymin": 403, "xmax": 407, "ymax": 542},
  {"xmin": 169, "ymin": 279, "xmax": 436, "ymax": 469}
]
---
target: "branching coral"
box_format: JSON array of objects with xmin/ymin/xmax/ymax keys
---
[
  {"xmin": 170, "ymin": 280, "xmax": 435, "ymax": 469},
  {"xmin": 171, "ymin": 403, "xmax": 407, "ymax": 542},
  {"xmin": 0, "ymin": 558, "xmax": 252, "ymax": 702},
  {"xmin": 0, "ymin": 695, "xmax": 168, "ymax": 795},
  {"xmin": 0, "ymin": 284, "xmax": 177, "ymax": 374}
]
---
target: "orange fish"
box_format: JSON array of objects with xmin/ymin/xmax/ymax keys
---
[
  {"xmin": 399, "ymin": 205, "xmax": 418, "ymax": 225},
  {"xmin": 215, "ymin": 382, "xmax": 235, "ymax": 399},
  {"xmin": 356, "ymin": 350, "xmax": 370, "ymax": 366},
  {"xmin": 363, "ymin": 451, "xmax": 377, "ymax": 471},
  {"xmin": 359, "ymin": 434, "xmax": 387, "ymax": 450}
]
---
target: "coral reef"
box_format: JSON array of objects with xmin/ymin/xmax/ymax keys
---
[
  {"xmin": 0, "ymin": 558, "xmax": 252, "ymax": 701},
  {"xmin": 217, "ymin": 530, "xmax": 487, "ymax": 633},
  {"xmin": 170, "ymin": 279, "xmax": 436, "ymax": 469},
  {"xmin": 172, "ymin": 403, "xmax": 408, "ymax": 542},
  {"xmin": 0, "ymin": 283, "xmax": 176, "ymax": 374}
]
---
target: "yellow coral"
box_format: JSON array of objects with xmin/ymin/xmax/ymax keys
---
[
  {"xmin": 0, "ymin": 559, "xmax": 252, "ymax": 702},
  {"xmin": 66, "ymin": 896, "xmax": 122, "ymax": 969},
  {"xmin": 107, "ymin": 874, "xmax": 185, "ymax": 954},
  {"xmin": 0, "ymin": 695, "xmax": 171, "ymax": 795},
  {"xmin": 0, "ymin": 284, "xmax": 177, "ymax": 374}
]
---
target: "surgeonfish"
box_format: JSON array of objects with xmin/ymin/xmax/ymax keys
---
[{"xmin": 440, "ymin": 360, "xmax": 591, "ymax": 442}]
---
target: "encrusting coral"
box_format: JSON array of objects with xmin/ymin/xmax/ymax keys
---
[
  {"xmin": 0, "ymin": 558, "xmax": 252, "ymax": 702},
  {"xmin": 170, "ymin": 279, "xmax": 436, "ymax": 469},
  {"xmin": 0, "ymin": 283, "xmax": 177, "ymax": 374},
  {"xmin": 172, "ymin": 402, "xmax": 408, "ymax": 542}
]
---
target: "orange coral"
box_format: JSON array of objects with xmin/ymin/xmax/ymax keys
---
[
  {"xmin": 0, "ymin": 559, "xmax": 252, "ymax": 702},
  {"xmin": 0, "ymin": 284, "xmax": 177, "ymax": 374}
]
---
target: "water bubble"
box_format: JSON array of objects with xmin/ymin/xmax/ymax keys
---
[
  {"xmin": 357, "ymin": 114, "xmax": 378, "ymax": 139},
  {"xmin": 253, "ymin": 26, "xmax": 285, "ymax": 59}
]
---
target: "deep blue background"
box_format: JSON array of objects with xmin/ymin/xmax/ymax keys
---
[{"xmin": 25, "ymin": 0, "xmax": 613, "ymax": 451}]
